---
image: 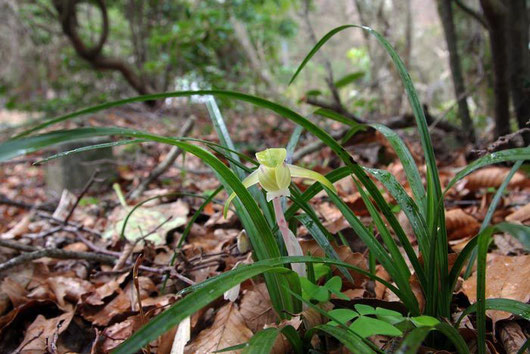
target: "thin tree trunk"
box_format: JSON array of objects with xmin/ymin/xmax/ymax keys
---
[
  {"xmin": 506, "ymin": 0, "xmax": 530, "ymax": 145},
  {"xmin": 479, "ymin": 0, "xmax": 511, "ymax": 138},
  {"xmin": 436, "ymin": 0, "xmax": 475, "ymax": 142}
]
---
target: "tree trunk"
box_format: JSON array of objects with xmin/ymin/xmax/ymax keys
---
[
  {"xmin": 479, "ymin": 0, "xmax": 511, "ymax": 138},
  {"xmin": 506, "ymin": 0, "xmax": 530, "ymax": 145},
  {"xmin": 436, "ymin": 0, "xmax": 475, "ymax": 142}
]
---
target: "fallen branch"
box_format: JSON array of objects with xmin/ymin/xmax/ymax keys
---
[
  {"xmin": 292, "ymin": 128, "xmax": 349, "ymax": 163},
  {"xmin": 304, "ymin": 97, "xmax": 364, "ymax": 123},
  {"xmin": 64, "ymin": 169, "xmax": 103, "ymax": 224},
  {"xmin": 128, "ymin": 117, "xmax": 196, "ymax": 200},
  {"xmin": 0, "ymin": 194, "xmax": 56, "ymax": 212},
  {"xmin": 0, "ymin": 248, "xmax": 117, "ymax": 273}
]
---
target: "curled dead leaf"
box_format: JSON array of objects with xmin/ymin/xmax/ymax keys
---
[
  {"xmin": 445, "ymin": 209, "xmax": 480, "ymax": 240},
  {"xmin": 184, "ymin": 302, "xmax": 253, "ymax": 354},
  {"xmin": 82, "ymin": 277, "xmax": 156, "ymax": 326},
  {"xmin": 505, "ymin": 203, "xmax": 530, "ymax": 224},
  {"xmin": 239, "ymin": 283, "xmax": 278, "ymax": 333},
  {"xmin": 14, "ymin": 311, "xmax": 74, "ymax": 353},
  {"xmin": 464, "ymin": 167, "xmax": 529, "ymax": 191}
]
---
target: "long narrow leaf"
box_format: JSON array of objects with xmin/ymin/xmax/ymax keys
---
[
  {"xmin": 116, "ymin": 255, "xmax": 402, "ymax": 353},
  {"xmin": 455, "ymin": 298, "xmax": 530, "ymax": 328},
  {"xmin": 324, "ymin": 188, "xmax": 420, "ymax": 314},
  {"xmin": 464, "ymin": 161, "xmax": 523, "ymax": 278},
  {"xmin": 296, "ymin": 213, "xmax": 354, "ymax": 283},
  {"xmin": 444, "ymin": 148, "xmax": 530, "ymax": 194},
  {"xmin": 476, "ymin": 228, "xmax": 494, "ymax": 354},
  {"xmin": 395, "ymin": 326, "xmax": 433, "ymax": 354},
  {"xmin": 241, "ymin": 328, "xmax": 280, "ymax": 354},
  {"xmin": 435, "ymin": 322, "xmax": 470, "ymax": 354},
  {"xmin": 370, "ymin": 124, "xmax": 426, "ymax": 210}
]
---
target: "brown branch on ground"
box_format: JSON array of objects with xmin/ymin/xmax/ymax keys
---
[
  {"xmin": 292, "ymin": 128, "xmax": 349, "ymax": 163},
  {"xmin": 303, "ymin": 97, "xmax": 365, "ymax": 123},
  {"xmin": 0, "ymin": 248, "xmax": 117, "ymax": 273},
  {"xmin": 0, "ymin": 194, "xmax": 56, "ymax": 212},
  {"xmin": 64, "ymin": 169, "xmax": 103, "ymax": 224},
  {"xmin": 472, "ymin": 126, "xmax": 530, "ymax": 157}
]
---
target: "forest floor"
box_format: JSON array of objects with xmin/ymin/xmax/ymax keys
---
[{"xmin": 0, "ymin": 108, "xmax": 528, "ymax": 353}]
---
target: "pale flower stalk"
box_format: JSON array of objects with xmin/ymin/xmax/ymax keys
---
[{"xmin": 224, "ymin": 148, "xmax": 336, "ymax": 277}]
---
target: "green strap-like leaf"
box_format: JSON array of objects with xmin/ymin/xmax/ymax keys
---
[
  {"xmin": 435, "ymin": 322, "xmax": 470, "ymax": 354},
  {"xmin": 115, "ymin": 256, "xmax": 399, "ymax": 353},
  {"xmin": 296, "ymin": 213, "xmax": 354, "ymax": 283},
  {"xmin": 477, "ymin": 228, "xmax": 494, "ymax": 354},
  {"xmin": 464, "ymin": 161, "xmax": 524, "ymax": 278},
  {"xmin": 455, "ymin": 298, "xmax": 530, "ymax": 328},
  {"xmin": 241, "ymin": 328, "xmax": 280, "ymax": 354},
  {"xmin": 324, "ymin": 187, "xmax": 420, "ymax": 315},
  {"xmin": 395, "ymin": 326, "xmax": 433, "ymax": 354},
  {"xmin": 306, "ymin": 324, "xmax": 376, "ymax": 354},
  {"xmin": 444, "ymin": 148, "xmax": 530, "ymax": 194},
  {"xmin": 370, "ymin": 123, "xmax": 426, "ymax": 211}
]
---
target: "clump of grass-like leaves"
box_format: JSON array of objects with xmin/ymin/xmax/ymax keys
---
[{"xmin": 0, "ymin": 25, "xmax": 528, "ymax": 354}]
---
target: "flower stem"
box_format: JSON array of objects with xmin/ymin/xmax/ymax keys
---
[{"xmin": 273, "ymin": 197, "xmax": 306, "ymax": 277}]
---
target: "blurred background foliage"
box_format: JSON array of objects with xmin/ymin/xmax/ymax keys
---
[{"xmin": 0, "ymin": 0, "xmax": 528, "ymax": 144}]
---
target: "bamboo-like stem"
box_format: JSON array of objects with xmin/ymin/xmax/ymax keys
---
[{"xmin": 272, "ymin": 198, "xmax": 306, "ymax": 277}]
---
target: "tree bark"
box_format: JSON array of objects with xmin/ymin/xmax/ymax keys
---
[
  {"xmin": 479, "ymin": 0, "xmax": 511, "ymax": 138},
  {"xmin": 506, "ymin": 0, "xmax": 530, "ymax": 145},
  {"xmin": 437, "ymin": 0, "xmax": 475, "ymax": 142}
]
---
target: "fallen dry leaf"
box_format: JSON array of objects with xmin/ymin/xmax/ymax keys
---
[
  {"xmin": 499, "ymin": 321, "xmax": 527, "ymax": 354},
  {"xmin": 82, "ymin": 277, "xmax": 156, "ymax": 326},
  {"xmin": 445, "ymin": 209, "xmax": 481, "ymax": 240},
  {"xmin": 0, "ymin": 210, "xmax": 34, "ymax": 239},
  {"xmin": 15, "ymin": 311, "xmax": 74, "ymax": 353},
  {"xmin": 47, "ymin": 276, "xmax": 94, "ymax": 310},
  {"xmin": 464, "ymin": 167, "xmax": 529, "ymax": 191},
  {"xmin": 101, "ymin": 315, "xmax": 144, "ymax": 352},
  {"xmin": 82, "ymin": 272, "xmax": 129, "ymax": 306},
  {"xmin": 462, "ymin": 254, "xmax": 530, "ymax": 324},
  {"xmin": 374, "ymin": 266, "xmax": 391, "ymax": 300},
  {"xmin": 239, "ymin": 283, "xmax": 278, "ymax": 332},
  {"xmin": 505, "ymin": 203, "xmax": 530, "ymax": 224},
  {"xmin": 185, "ymin": 302, "xmax": 253, "ymax": 354},
  {"xmin": 301, "ymin": 301, "xmax": 333, "ymax": 331}
]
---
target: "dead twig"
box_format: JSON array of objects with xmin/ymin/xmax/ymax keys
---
[
  {"xmin": 0, "ymin": 248, "xmax": 117, "ymax": 273},
  {"xmin": 0, "ymin": 194, "xmax": 56, "ymax": 212},
  {"xmin": 64, "ymin": 169, "xmax": 103, "ymax": 224},
  {"xmin": 0, "ymin": 239, "xmax": 38, "ymax": 252},
  {"xmin": 292, "ymin": 128, "xmax": 349, "ymax": 163}
]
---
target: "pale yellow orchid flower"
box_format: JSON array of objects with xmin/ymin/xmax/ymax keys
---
[
  {"xmin": 223, "ymin": 148, "xmax": 336, "ymax": 217},
  {"xmin": 223, "ymin": 148, "xmax": 336, "ymax": 278}
]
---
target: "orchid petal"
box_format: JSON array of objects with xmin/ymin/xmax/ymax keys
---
[
  {"xmin": 223, "ymin": 169, "xmax": 259, "ymax": 218},
  {"xmin": 258, "ymin": 165, "xmax": 279, "ymax": 192},
  {"xmin": 275, "ymin": 164, "xmax": 291, "ymax": 190},
  {"xmin": 255, "ymin": 148, "xmax": 287, "ymax": 167},
  {"xmin": 266, "ymin": 188, "xmax": 290, "ymax": 202},
  {"xmin": 287, "ymin": 164, "xmax": 337, "ymax": 194}
]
